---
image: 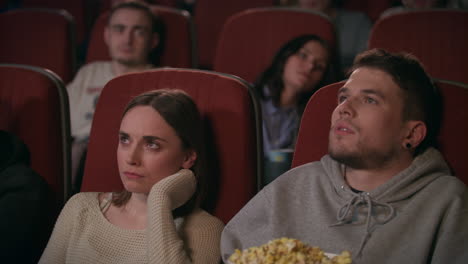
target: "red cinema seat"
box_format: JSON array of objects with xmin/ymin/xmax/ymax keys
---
[
  {"xmin": 369, "ymin": 10, "xmax": 468, "ymax": 84},
  {"xmin": 0, "ymin": 8, "xmax": 77, "ymax": 83},
  {"xmin": 21, "ymin": 0, "xmax": 93, "ymax": 45},
  {"xmin": 194, "ymin": 0, "xmax": 274, "ymax": 69},
  {"xmin": 80, "ymin": 68, "xmax": 262, "ymax": 224},
  {"xmin": 0, "ymin": 63, "xmax": 72, "ymax": 207},
  {"xmin": 213, "ymin": 7, "xmax": 336, "ymax": 84}
]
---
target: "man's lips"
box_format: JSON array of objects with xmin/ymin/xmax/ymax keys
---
[
  {"xmin": 332, "ymin": 121, "xmax": 356, "ymax": 135},
  {"xmin": 123, "ymin": 171, "xmax": 143, "ymax": 179}
]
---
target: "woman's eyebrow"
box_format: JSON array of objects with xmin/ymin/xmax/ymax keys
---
[{"xmin": 142, "ymin": 135, "xmax": 167, "ymax": 142}]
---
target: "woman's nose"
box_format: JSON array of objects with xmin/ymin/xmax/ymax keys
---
[{"xmin": 125, "ymin": 145, "xmax": 140, "ymax": 165}]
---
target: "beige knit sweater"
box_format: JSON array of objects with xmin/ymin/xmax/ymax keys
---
[{"xmin": 39, "ymin": 169, "xmax": 224, "ymax": 263}]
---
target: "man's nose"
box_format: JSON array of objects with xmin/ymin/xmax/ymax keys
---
[{"xmin": 337, "ymin": 98, "xmax": 355, "ymax": 117}]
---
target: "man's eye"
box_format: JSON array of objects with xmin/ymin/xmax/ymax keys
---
[
  {"xmin": 112, "ymin": 25, "xmax": 125, "ymax": 33},
  {"xmin": 365, "ymin": 97, "xmax": 377, "ymax": 104},
  {"xmin": 338, "ymin": 95, "xmax": 347, "ymax": 103},
  {"xmin": 134, "ymin": 28, "xmax": 147, "ymax": 37}
]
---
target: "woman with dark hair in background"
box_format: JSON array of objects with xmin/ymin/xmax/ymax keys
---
[
  {"xmin": 296, "ymin": 0, "xmax": 372, "ymax": 72},
  {"xmin": 40, "ymin": 89, "xmax": 224, "ymax": 264},
  {"xmin": 255, "ymin": 34, "xmax": 339, "ymax": 185}
]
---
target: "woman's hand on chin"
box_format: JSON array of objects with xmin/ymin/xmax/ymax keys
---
[{"xmin": 151, "ymin": 169, "xmax": 196, "ymax": 210}]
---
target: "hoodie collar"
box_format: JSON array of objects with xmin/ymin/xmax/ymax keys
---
[{"xmin": 321, "ymin": 148, "xmax": 451, "ymax": 258}]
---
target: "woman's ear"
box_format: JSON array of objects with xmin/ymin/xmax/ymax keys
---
[{"xmin": 181, "ymin": 149, "xmax": 197, "ymax": 169}]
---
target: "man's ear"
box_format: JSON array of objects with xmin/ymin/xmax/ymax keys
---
[
  {"xmin": 104, "ymin": 26, "xmax": 111, "ymax": 46},
  {"xmin": 181, "ymin": 149, "xmax": 197, "ymax": 169},
  {"xmin": 150, "ymin": 33, "xmax": 159, "ymax": 50},
  {"xmin": 402, "ymin": 120, "xmax": 427, "ymax": 149}
]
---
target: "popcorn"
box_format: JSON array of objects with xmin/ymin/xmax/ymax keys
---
[{"xmin": 228, "ymin": 238, "xmax": 352, "ymax": 264}]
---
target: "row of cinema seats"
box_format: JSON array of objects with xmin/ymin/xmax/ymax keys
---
[
  {"xmin": 1, "ymin": 64, "xmax": 467, "ymax": 261},
  {"xmin": 1, "ymin": 62, "xmax": 468, "ymax": 224},
  {"xmin": 1, "ymin": 6, "xmax": 468, "ymax": 85},
  {"xmin": 0, "ymin": 64, "xmax": 262, "ymax": 225},
  {"xmin": 0, "ymin": 0, "xmax": 397, "ymax": 69},
  {"xmin": 1, "ymin": 4, "xmax": 468, "ymax": 261}
]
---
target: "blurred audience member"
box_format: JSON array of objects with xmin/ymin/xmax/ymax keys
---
[
  {"xmin": 381, "ymin": 0, "xmax": 456, "ymax": 17},
  {"xmin": 254, "ymin": 34, "xmax": 339, "ymax": 185},
  {"xmin": 0, "ymin": 130, "xmax": 52, "ymax": 264},
  {"xmin": 68, "ymin": 2, "xmax": 161, "ymax": 191},
  {"xmin": 296, "ymin": 0, "xmax": 372, "ymax": 72}
]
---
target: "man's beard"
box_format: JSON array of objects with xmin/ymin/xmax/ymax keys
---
[{"xmin": 328, "ymin": 140, "xmax": 398, "ymax": 170}]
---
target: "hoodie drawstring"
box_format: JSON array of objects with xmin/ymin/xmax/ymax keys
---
[{"xmin": 330, "ymin": 193, "xmax": 396, "ymax": 258}]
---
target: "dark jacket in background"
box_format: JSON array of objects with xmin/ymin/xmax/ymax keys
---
[{"xmin": 0, "ymin": 130, "xmax": 53, "ymax": 264}]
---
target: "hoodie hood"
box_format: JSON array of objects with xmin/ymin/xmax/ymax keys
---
[
  {"xmin": 320, "ymin": 148, "xmax": 452, "ymax": 258},
  {"xmin": 0, "ymin": 130, "xmax": 31, "ymax": 172}
]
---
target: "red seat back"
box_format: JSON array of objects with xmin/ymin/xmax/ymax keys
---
[
  {"xmin": 435, "ymin": 79, "xmax": 468, "ymax": 182},
  {"xmin": 100, "ymin": 0, "xmax": 178, "ymax": 12},
  {"xmin": 86, "ymin": 6, "xmax": 195, "ymax": 68},
  {"xmin": 292, "ymin": 80, "xmax": 468, "ymax": 184},
  {"xmin": 292, "ymin": 81, "xmax": 342, "ymax": 168},
  {"xmin": 369, "ymin": 10, "xmax": 468, "ymax": 84},
  {"xmin": 194, "ymin": 0, "xmax": 274, "ymax": 69},
  {"xmin": 213, "ymin": 7, "xmax": 336, "ymax": 84},
  {"xmin": 81, "ymin": 68, "xmax": 262, "ymax": 224},
  {"xmin": 0, "ymin": 63, "xmax": 71, "ymax": 205},
  {"xmin": 0, "ymin": 8, "xmax": 77, "ymax": 83},
  {"xmin": 21, "ymin": 0, "xmax": 91, "ymax": 45}
]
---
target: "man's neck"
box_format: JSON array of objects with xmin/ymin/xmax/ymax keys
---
[
  {"xmin": 344, "ymin": 155, "xmax": 414, "ymax": 192},
  {"xmin": 111, "ymin": 61, "xmax": 150, "ymax": 76}
]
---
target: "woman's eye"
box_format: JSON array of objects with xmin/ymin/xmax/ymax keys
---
[
  {"xmin": 146, "ymin": 142, "xmax": 159, "ymax": 150},
  {"xmin": 297, "ymin": 51, "xmax": 307, "ymax": 59}
]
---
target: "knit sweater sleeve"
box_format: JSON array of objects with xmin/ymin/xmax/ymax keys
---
[
  {"xmin": 38, "ymin": 193, "xmax": 88, "ymax": 264},
  {"xmin": 146, "ymin": 169, "xmax": 223, "ymax": 263}
]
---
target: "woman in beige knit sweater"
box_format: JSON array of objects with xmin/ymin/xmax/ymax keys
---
[{"xmin": 39, "ymin": 89, "xmax": 224, "ymax": 263}]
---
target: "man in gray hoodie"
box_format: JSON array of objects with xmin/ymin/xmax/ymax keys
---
[{"xmin": 221, "ymin": 49, "xmax": 468, "ymax": 263}]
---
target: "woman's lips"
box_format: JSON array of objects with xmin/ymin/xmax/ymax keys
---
[{"xmin": 123, "ymin": 171, "xmax": 143, "ymax": 179}]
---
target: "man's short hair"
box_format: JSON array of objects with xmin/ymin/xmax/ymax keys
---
[
  {"xmin": 349, "ymin": 48, "xmax": 443, "ymax": 155},
  {"xmin": 107, "ymin": 1, "xmax": 162, "ymax": 35}
]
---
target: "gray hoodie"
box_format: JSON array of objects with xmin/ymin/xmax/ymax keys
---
[{"xmin": 221, "ymin": 148, "xmax": 468, "ymax": 263}]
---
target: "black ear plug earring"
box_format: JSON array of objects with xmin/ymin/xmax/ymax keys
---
[{"xmin": 406, "ymin": 143, "xmax": 412, "ymax": 149}]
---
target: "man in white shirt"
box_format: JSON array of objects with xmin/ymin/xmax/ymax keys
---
[{"xmin": 68, "ymin": 2, "xmax": 160, "ymax": 190}]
